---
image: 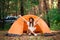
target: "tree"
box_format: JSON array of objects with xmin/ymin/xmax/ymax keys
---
[
  {"xmin": 38, "ymin": 0, "xmax": 50, "ymax": 27},
  {"xmin": 20, "ymin": 0, "xmax": 24, "ymax": 16},
  {"xmin": 58, "ymin": 0, "xmax": 60, "ymax": 9},
  {"xmin": 0, "ymin": 0, "xmax": 6, "ymax": 29}
]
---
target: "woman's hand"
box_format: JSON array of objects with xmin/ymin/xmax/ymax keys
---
[{"xmin": 19, "ymin": 15, "xmax": 28, "ymax": 23}]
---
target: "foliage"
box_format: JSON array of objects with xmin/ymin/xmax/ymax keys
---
[
  {"xmin": 0, "ymin": 0, "xmax": 60, "ymax": 30},
  {"xmin": 48, "ymin": 8, "xmax": 60, "ymax": 30},
  {"xmin": 24, "ymin": 0, "xmax": 39, "ymax": 14}
]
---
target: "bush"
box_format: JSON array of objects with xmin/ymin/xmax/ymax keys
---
[{"xmin": 48, "ymin": 8, "xmax": 60, "ymax": 30}]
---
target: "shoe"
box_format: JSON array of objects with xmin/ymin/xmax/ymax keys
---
[{"xmin": 34, "ymin": 34, "xmax": 37, "ymax": 36}]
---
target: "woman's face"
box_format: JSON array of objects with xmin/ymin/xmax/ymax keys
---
[{"xmin": 29, "ymin": 19, "xmax": 33, "ymax": 22}]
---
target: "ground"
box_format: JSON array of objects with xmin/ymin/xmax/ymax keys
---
[{"xmin": 0, "ymin": 31, "xmax": 60, "ymax": 40}]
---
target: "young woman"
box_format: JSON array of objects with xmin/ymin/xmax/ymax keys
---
[
  {"xmin": 27, "ymin": 17, "xmax": 37, "ymax": 36},
  {"xmin": 19, "ymin": 15, "xmax": 40, "ymax": 36}
]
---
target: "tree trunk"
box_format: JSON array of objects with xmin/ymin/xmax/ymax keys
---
[
  {"xmin": 18, "ymin": 0, "xmax": 20, "ymax": 15},
  {"xmin": 20, "ymin": 0, "xmax": 24, "ymax": 16},
  {"xmin": 58, "ymin": 0, "xmax": 60, "ymax": 9},
  {"xmin": 49, "ymin": 0, "xmax": 52, "ymax": 9},
  {"xmin": 39, "ymin": 0, "xmax": 44, "ymax": 14},
  {"xmin": 44, "ymin": 0, "xmax": 50, "ymax": 27},
  {"xmin": 2, "ymin": 0, "xmax": 5, "ymax": 29},
  {"xmin": 39, "ymin": 0, "xmax": 50, "ymax": 27},
  {"xmin": 0, "ymin": 6, "xmax": 1, "ymax": 19}
]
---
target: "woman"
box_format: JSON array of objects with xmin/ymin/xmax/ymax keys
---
[
  {"xmin": 19, "ymin": 15, "xmax": 40, "ymax": 36},
  {"xmin": 27, "ymin": 17, "xmax": 37, "ymax": 36}
]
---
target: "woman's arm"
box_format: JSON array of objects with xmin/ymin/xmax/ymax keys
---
[
  {"xmin": 34, "ymin": 14, "xmax": 42, "ymax": 26},
  {"xmin": 19, "ymin": 15, "xmax": 28, "ymax": 23},
  {"xmin": 34, "ymin": 17, "xmax": 40, "ymax": 26}
]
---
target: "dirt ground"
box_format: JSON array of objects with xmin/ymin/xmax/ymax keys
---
[{"xmin": 0, "ymin": 31, "xmax": 60, "ymax": 40}]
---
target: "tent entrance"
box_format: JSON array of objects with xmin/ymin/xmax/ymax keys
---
[{"xmin": 23, "ymin": 22, "xmax": 42, "ymax": 33}]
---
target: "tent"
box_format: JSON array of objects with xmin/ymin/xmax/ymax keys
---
[{"xmin": 7, "ymin": 15, "xmax": 51, "ymax": 36}]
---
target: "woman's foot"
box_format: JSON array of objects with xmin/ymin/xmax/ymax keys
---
[
  {"xmin": 34, "ymin": 34, "xmax": 37, "ymax": 36},
  {"xmin": 28, "ymin": 33, "xmax": 31, "ymax": 36}
]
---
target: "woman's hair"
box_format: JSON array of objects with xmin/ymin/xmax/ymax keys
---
[{"xmin": 29, "ymin": 17, "xmax": 34, "ymax": 27}]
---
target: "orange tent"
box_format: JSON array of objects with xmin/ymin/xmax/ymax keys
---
[{"xmin": 8, "ymin": 15, "xmax": 51, "ymax": 36}]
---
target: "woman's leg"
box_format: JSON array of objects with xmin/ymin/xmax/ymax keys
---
[
  {"xmin": 27, "ymin": 29, "xmax": 31, "ymax": 35},
  {"xmin": 28, "ymin": 29, "xmax": 37, "ymax": 36},
  {"xmin": 31, "ymin": 31, "xmax": 37, "ymax": 36}
]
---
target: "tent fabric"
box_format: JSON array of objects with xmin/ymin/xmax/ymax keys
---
[{"xmin": 8, "ymin": 15, "xmax": 51, "ymax": 35}]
